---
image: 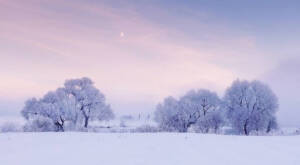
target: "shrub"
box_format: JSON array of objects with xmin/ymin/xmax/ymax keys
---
[
  {"xmin": 134, "ymin": 125, "xmax": 159, "ymax": 133},
  {"xmin": 23, "ymin": 116, "xmax": 56, "ymax": 132},
  {"xmin": 0, "ymin": 122, "xmax": 21, "ymax": 132}
]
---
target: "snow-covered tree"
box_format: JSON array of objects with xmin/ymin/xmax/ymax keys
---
[
  {"xmin": 224, "ymin": 80, "xmax": 279, "ymax": 135},
  {"xmin": 23, "ymin": 116, "xmax": 56, "ymax": 132},
  {"xmin": 21, "ymin": 77, "xmax": 114, "ymax": 131},
  {"xmin": 21, "ymin": 89, "xmax": 75, "ymax": 131},
  {"xmin": 64, "ymin": 77, "xmax": 114, "ymax": 128},
  {"xmin": 155, "ymin": 89, "xmax": 224, "ymax": 132},
  {"xmin": 155, "ymin": 96, "xmax": 184, "ymax": 132},
  {"xmin": 194, "ymin": 110, "xmax": 224, "ymax": 133},
  {"xmin": 21, "ymin": 98, "xmax": 42, "ymax": 120},
  {"xmin": 40, "ymin": 89, "xmax": 77, "ymax": 131}
]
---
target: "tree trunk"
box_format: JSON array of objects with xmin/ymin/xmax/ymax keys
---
[
  {"xmin": 243, "ymin": 120, "xmax": 249, "ymax": 135},
  {"xmin": 59, "ymin": 116, "xmax": 64, "ymax": 132},
  {"xmin": 214, "ymin": 126, "xmax": 218, "ymax": 133},
  {"xmin": 186, "ymin": 122, "xmax": 192, "ymax": 129},
  {"xmin": 266, "ymin": 121, "xmax": 271, "ymax": 133},
  {"xmin": 84, "ymin": 116, "xmax": 89, "ymax": 128},
  {"xmin": 186, "ymin": 121, "xmax": 196, "ymax": 132},
  {"xmin": 205, "ymin": 127, "xmax": 209, "ymax": 133},
  {"xmin": 55, "ymin": 122, "xmax": 64, "ymax": 132}
]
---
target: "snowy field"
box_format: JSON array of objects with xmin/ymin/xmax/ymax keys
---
[{"xmin": 0, "ymin": 133, "xmax": 299, "ymax": 165}]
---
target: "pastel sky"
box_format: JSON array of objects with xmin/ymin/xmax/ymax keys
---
[{"xmin": 1, "ymin": 0, "xmax": 300, "ymax": 126}]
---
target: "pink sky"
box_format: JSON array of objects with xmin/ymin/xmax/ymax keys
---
[{"xmin": 1, "ymin": 0, "xmax": 300, "ymax": 126}]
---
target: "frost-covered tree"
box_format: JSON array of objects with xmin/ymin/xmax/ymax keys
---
[
  {"xmin": 155, "ymin": 89, "xmax": 223, "ymax": 132},
  {"xmin": 180, "ymin": 90, "xmax": 224, "ymax": 133},
  {"xmin": 23, "ymin": 116, "xmax": 56, "ymax": 132},
  {"xmin": 181, "ymin": 90, "xmax": 220, "ymax": 116},
  {"xmin": 21, "ymin": 77, "xmax": 114, "ymax": 131},
  {"xmin": 64, "ymin": 77, "xmax": 114, "ymax": 128},
  {"xmin": 21, "ymin": 88, "xmax": 75, "ymax": 131},
  {"xmin": 224, "ymin": 80, "xmax": 279, "ymax": 135},
  {"xmin": 194, "ymin": 110, "xmax": 224, "ymax": 133},
  {"xmin": 155, "ymin": 96, "xmax": 184, "ymax": 132},
  {"xmin": 41, "ymin": 89, "xmax": 77, "ymax": 131},
  {"xmin": 21, "ymin": 97, "xmax": 42, "ymax": 120}
]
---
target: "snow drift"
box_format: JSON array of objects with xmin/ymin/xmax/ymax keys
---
[{"xmin": 0, "ymin": 133, "xmax": 299, "ymax": 165}]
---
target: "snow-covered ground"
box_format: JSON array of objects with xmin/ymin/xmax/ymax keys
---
[{"xmin": 0, "ymin": 133, "xmax": 299, "ymax": 165}]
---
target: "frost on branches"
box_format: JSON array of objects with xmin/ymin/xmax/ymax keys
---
[
  {"xmin": 154, "ymin": 80, "xmax": 278, "ymax": 135},
  {"xmin": 21, "ymin": 77, "xmax": 114, "ymax": 132},
  {"xmin": 223, "ymin": 80, "xmax": 278, "ymax": 135},
  {"xmin": 155, "ymin": 89, "xmax": 224, "ymax": 132}
]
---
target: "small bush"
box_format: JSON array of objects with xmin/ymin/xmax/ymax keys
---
[
  {"xmin": 134, "ymin": 125, "xmax": 159, "ymax": 133},
  {"xmin": 0, "ymin": 122, "xmax": 22, "ymax": 132},
  {"xmin": 23, "ymin": 116, "xmax": 56, "ymax": 132}
]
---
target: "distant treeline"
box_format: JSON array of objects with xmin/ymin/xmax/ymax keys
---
[{"xmin": 19, "ymin": 77, "xmax": 278, "ymax": 135}]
